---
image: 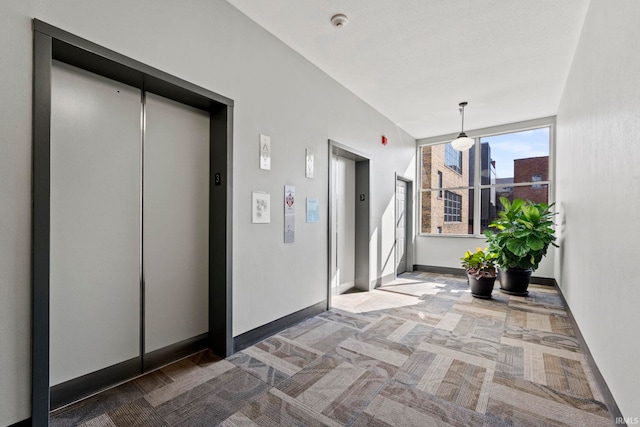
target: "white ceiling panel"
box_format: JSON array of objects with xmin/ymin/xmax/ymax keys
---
[{"xmin": 226, "ymin": 0, "xmax": 590, "ymax": 139}]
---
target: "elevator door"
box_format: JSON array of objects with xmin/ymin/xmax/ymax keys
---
[
  {"xmin": 143, "ymin": 93, "xmax": 210, "ymax": 354},
  {"xmin": 49, "ymin": 60, "xmax": 211, "ymax": 403},
  {"xmin": 50, "ymin": 60, "xmax": 142, "ymax": 386},
  {"xmin": 333, "ymin": 155, "xmax": 356, "ymax": 295}
]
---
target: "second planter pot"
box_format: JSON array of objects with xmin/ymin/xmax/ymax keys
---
[
  {"xmin": 499, "ymin": 268, "xmax": 532, "ymax": 296},
  {"xmin": 468, "ymin": 274, "xmax": 497, "ymax": 299}
]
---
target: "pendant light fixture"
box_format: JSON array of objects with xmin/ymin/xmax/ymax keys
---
[{"xmin": 451, "ymin": 101, "xmax": 474, "ymax": 151}]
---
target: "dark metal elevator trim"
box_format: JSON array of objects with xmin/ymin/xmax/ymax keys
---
[
  {"xmin": 50, "ymin": 358, "xmax": 140, "ymax": 410},
  {"xmin": 32, "ymin": 19, "xmax": 234, "ymax": 426}
]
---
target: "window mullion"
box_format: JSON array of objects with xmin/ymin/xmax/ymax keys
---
[{"xmin": 473, "ymin": 138, "xmax": 481, "ymax": 236}]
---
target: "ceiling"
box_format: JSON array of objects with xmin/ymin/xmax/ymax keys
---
[{"xmin": 225, "ymin": 0, "xmax": 591, "ymax": 139}]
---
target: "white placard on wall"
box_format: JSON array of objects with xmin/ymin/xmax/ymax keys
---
[
  {"xmin": 284, "ymin": 185, "xmax": 295, "ymax": 243},
  {"xmin": 306, "ymin": 198, "xmax": 319, "ymax": 223},
  {"xmin": 252, "ymin": 192, "xmax": 271, "ymax": 223},
  {"xmin": 305, "ymin": 148, "xmax": 314, "ymax": 178},
  {"xmin": 260, "ymin": 134, "xmax": 271, "ymax": 170}
]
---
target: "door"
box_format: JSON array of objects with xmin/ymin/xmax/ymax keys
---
[
  {"xmin": 48, "ymin": 60, "xmax": 212, "ymax": 406},
  {"xmin": 328, "ymin": 141, "xmax": 370, "ymax": 302},
  {"xmin": 332, "ymin": 155, "xmax": 356, "ymax": 295},
  {"xmin": 50, "ymin": 60, "xmax": 142, "ymax": 387},
  {"xmin": 143, "ymin": 92, "xmax": 210, "ymax": 355},
  {"xmin": 396, "ymin": 179, "xmax": 408, "ymax": 274}
]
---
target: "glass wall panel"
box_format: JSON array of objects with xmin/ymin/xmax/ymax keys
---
[
  {"xmin": 480, "ymin": 128, "xmax": 549, "ymax": 185},
  {"xmin": 420, "ymin": 126, "xmax": 551, "ymax": 235}
]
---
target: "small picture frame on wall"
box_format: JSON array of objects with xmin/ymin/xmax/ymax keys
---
[
  {"xmin": 305, "ymin": 148, "xmax": 314, "ymax": 178},
  {"xmin": 306, "ymin": 198, "xmax": 320, "ymax": 223},
  {"xmin": 252, "ymin": 192, "xmax": 271, "ymax": 223}
]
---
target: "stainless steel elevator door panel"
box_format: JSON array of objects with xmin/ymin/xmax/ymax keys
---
[
  {"xmin": 335, "ymin": 156, "xmax": 356, "ymax": 294},
  {"xmin": 143, "ymin": 92, "xmax": 210, "ymax": 353},
  {"xmin": 50, "ymin": 60, "xmax": 142, "ymax": 386}
]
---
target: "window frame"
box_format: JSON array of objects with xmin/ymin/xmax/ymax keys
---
[
  {"xmin": 417, "ymin": 117, "xmax": 555, "ymax": 237},
  {"xmin": 444, "ymin": 143, "xmax": 463, "ymax": 174},
  {"xmin": 531, "ymin": 174, "xmax": 543, "ymax": 189},
  {"xmin": 443, "ymin": 190, "xmax": 463, "ymax": 223}
]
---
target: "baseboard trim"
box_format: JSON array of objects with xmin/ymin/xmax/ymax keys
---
[
  {"xmin": 554, "ymin": 283, "xmax": 625, "ymax": 425},
  {"xmin": 50, "ymin": 334, "xmax": 208, "ymax": 411},
  {"xmin": 8, "ymin": 418, "xmax": 31, "ymax": 427},
  {"xmin": 143, "ymin": 333, "xmax": 208, "ymax": 372},
  {"xmin": 375, "ymin": 273, "xmax": 396, "ymax": 288},
  {"xmin": 233, "ymin": 301, "xmax": 327, "ymax": 353},
  {"xmin": 413, "ymin": 264, "xmax": 465, "ymax": 276},
  {"xmin": 50, "ymin": 357, "xmax": 140, "ymax": 410},
  {"xmin": 413, "ymin": 265, "xmax": 556, "ymax": 287},
  {"xmin": 530, "ymin": 276, "xmax": 556, "ymax": 286}
]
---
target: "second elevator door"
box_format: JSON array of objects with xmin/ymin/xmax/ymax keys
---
[{"xmin": 334, "ymin": 155, "xmax": 356, "ymax": 295}]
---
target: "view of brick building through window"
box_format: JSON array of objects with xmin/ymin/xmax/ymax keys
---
[
  {"xmin": 513, "ymin": 156, "xmax": 549, "ymax": 202},
  {"xmin": 421, "ymin": 129, "xmax": 549, "ymax": 235},
  {"xmin": 421, "ymin": 144, "xmax": 469, "ymax": 234}
]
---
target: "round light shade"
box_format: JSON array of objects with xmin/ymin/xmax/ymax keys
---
[{"xmin": 451, "ymin": 135, "xmax": 474, "ymax": 151}]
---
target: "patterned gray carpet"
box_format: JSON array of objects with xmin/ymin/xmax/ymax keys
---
[{"xmin": 51, "ymin": 272, "xmax": 614, "ymax": 426}]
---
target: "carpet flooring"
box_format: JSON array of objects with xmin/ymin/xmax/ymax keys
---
[{"xmin": 50, "ymin": 272, "xmax": 614, "ymax": 426}]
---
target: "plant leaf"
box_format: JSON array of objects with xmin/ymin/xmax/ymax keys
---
[
  {"xmin": 506, "ymin": 238, "xmax": 529, "ymax": 257},
  {"xmin": 511, "ymin": 198, "xmax": 524, "ymax": 212},
  {"xmin": 499, "ymin": 196, "xmax": 511, "ymax": 211},
  {"xmin": 526, "ymin": 235, "xmax": 544, "ymax": 251}
]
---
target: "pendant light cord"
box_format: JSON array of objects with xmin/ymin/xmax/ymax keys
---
[{"xmin": 459, "ymin": 102, "xmax": 466, "ymax": 134}]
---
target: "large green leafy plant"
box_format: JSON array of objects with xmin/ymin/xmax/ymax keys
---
[{"xmin": 484, "ymin": 197, "xmax": 557, "ymax": 271}]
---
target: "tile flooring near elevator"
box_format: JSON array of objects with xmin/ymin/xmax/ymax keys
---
[{"xmin": 51, "ymin": 272, "xmax": 614, "ymax": 426}]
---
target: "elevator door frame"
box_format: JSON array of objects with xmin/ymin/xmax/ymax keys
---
[
  {"xmin": 32, "ymin": 19, "xmax": 233, "ymax": 425},
  {"xmin": 327, "ymin": 140, "xmax": 370, "ymax": 308}
]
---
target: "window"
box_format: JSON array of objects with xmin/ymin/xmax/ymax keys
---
[
  {"xmin": 420, "ymin": 125, "xmax": 551, "ymax": 235},
  {"xmin": 444, "ymin": 144, "xmax": 462, "ymax": 174},
  {"xmin": 420, "ymin": 144, "xmax": 471, "ymax": 235},
  {"xmin": 532, "ymin": 174, "xmax": 543, "ymax": 189},
  {"xmin": 444, "ymin": 191, "xmax": 462, "ymax": 222}
]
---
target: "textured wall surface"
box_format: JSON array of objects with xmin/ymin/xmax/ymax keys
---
[{"xmin": 556, "ymin": 0, "xmax": 640, "ymax": 419}]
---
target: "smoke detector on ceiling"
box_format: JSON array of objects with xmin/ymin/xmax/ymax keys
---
[{"xmin": 330, "ymin": 14, "xmax": 349, "ymax": 28}]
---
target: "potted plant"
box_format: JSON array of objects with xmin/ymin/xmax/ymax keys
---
[
  {"xmin": 484, "ymin": 197, "xmax": 557, "ymax": 296},
  {"xmin": 461, "ymin": 247, "xmax": 498, "ymax": 299}
]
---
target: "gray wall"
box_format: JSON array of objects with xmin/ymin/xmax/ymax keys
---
[
  {"xmin": 555, "ymin": 0, "xmax": 640, "ymax": 419},
  {"xmin": 0, "ymin": 0, "xmax": 416, "ymax": 423}
]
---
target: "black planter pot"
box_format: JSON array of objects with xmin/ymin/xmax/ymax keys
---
[
  {"xmin": 467, "ymin": 273, "xmax": 497, "ymax": 299},
  {"xmin": 499, "ymin": 268, "xmax": 532, "ymax": 296}
]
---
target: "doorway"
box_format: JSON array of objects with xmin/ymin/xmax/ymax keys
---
[
  {"xmin": 395, "ymin": 176, "xmax": 414, "ymax": 277},
  {"xmin": 328, "ymin": 141, "xmax": 370, "ymax": 305},
  {"xmin": 332, "ymin": 155, "xmax": 356, "ymax": 294},
  {"xmin": 32, "ymin": 20, "xmax": 233, "ymax": 424},
  {"xmin": 396, "ymin": 179, "xmax": 408, "ymax": 274}
]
